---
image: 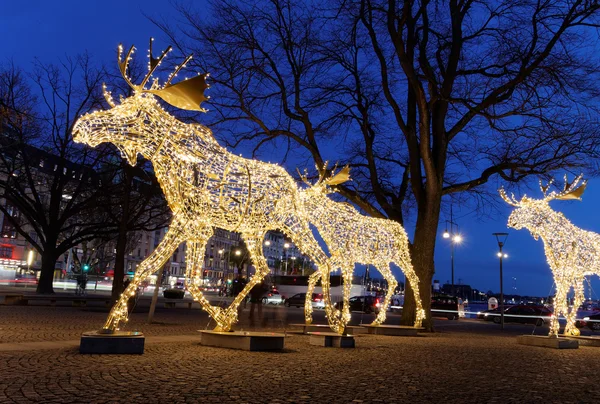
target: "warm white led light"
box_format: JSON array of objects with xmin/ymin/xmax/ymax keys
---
[
  {"xmin": 72, "ymin": 40, "xmax": 346, "ymax": 334},
  {"xmin": 299, "ymin": 167, "xmax": 424, "ymax": 329},
  {"xmin": 501, "ymin": 174, "xmax": 588, "ymax": 337}
]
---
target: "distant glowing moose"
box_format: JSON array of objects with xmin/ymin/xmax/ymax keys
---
[
  {"xmin": 298, "ymin": 166, "xmax": 425, "ymax": 329},
  {"xmin": 501, "ymin": 175, "xmax": 593, "ymax": 336}
]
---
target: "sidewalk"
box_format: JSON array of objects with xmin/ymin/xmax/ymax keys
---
[{"xmin": 1, "ymin": 305, "xmax": 599, "ymax": 403}]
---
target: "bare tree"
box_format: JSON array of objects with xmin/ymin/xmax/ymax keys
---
[
  {"xmin": 101, "ymin": 157, "xmax": 170, "ymax": 302},
  {"xmin": 0, "ymin": 59, "xmax": 125, "ymax": 294},
  {"xmin": 155, "ymin": 0, "xmax": 600, "ymax": 329}
]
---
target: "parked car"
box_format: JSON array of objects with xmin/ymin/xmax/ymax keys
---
[
  {"xmin": 262, "ymin": 290, "xmax": 285, "ymax": 305},
  {"xmin": 431, "ymin": 296, "xmax": 465, "ymax": 320},
  {"xmin": 483, "ymin": 304, "xmax": 552, "ymax": 326},
  {"xmin": 163, "ymin": 288, "xmax": 185, "ymax": 299},
  {"xmin": 334, "ymin": 295, "xmax": 381, "ymax": 314},
  {"xmin": 284, "ymin": 293, "xmax": 325, "ymax": 309},
  {"xmin": 576, "ymin": 312, "xmax": 600, "ymax": 331}
]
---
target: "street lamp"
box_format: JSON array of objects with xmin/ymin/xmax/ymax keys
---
[
  {"xmin": 218, "ymin": 248, "xmax": 232, "ymax": 281},
  {"xmin": 493, "ymin": 232, "xmax": 509, "ymax": 330},
  {"xmin": 442, "ymin": 212, "xmax": 462, "ymax": 297},
  {"xmin": 283, "ymin": 242, "xmax": 290, "ymax": 275}
]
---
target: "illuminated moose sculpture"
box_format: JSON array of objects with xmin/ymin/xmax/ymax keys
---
[
  {"xmin": 501, "ymin": 175, "xmax": 591, "ymax": 336},
  {"xmin": 299, "ymin": 166, "xmax": 425, "ymax": 328},
  {"xmin": 72, "ymin": 40, "xmax": 347, "ymax": 333}
]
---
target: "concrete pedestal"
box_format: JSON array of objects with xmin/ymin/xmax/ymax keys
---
[
  {"xmin": 361, "ymin": 324, "xmax": 424, "ymax": 336},
  {"xmin": 80, "ymin": 330, "xmax": 145, "ymax": 354},
  {"xmin": 308, "ymin": 332, "xmax": 355, "ymax": 348},
  {"xmin": 561, "ymin": 335, "xmax": 600, "ymax": 347},
  {"xmin": 517, "ymin": 335, "xmax": 578, "ymax": 349},
  {"xmin": 289, "ymin": 324, "xmax": 366, "ymax": 334},
  {"xmin": 199, "ymin": 331, "xmax": 285, "ymax": 351}
]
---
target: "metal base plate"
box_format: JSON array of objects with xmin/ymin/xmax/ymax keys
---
[
  {"xmin": 308, "ymin": 332, "xmax": 355, "ymax": 348},
  {"xmin": 361, "ymin": 324, "xmax": 424, "ymax": 336},
  {"xmin": 560, "ymin": 335, "xmax": 600, "ymax": 347},
  {"xmin": 199, "ymin": 331, "xmax": 285, "ymax": 351},
  {"xmin": 289, "ymin": 324, "xmax": 366, "ymax": 334},
  {"xmin": 80, "ymin": 330, "xmax": 145, "ymax": 354},
  {"xmin": 517, "ymin": 335, "xmax": 578, "ymax": 349}
]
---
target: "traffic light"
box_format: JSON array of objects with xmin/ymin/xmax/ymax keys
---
[{"xmin": 82, "ymin": 264, "xmax": 90, "ymax": 272}]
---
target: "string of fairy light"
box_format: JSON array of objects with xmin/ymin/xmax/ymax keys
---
[
  {"xmin": 73, "ymin": 39, "xmax": 353, "ymax": 334},
  {"xmin": 501, "ymin": 174, "xmax": 590, "ymax": 337},
  {"xmin": 299, "ymin": 166, "xmax": 424, "ymax": 328}
]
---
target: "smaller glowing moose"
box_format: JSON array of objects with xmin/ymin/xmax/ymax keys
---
[
  {"xmin": 501, "ymin": 175, "xmax": 592, "ymax": 336},
  {"xmin": 298, "ymin": 165, "xmax": 425, "ymax": 329},
  {"xmin": 73, "ymin": 39, "xmax": 346, "ymax": 333}
]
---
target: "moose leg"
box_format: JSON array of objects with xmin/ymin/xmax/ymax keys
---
[
  {"xmin": 218, "ymin": 232, "xmax": 269, "ymax": 331},
  {"xmin": 103, "ymin": 216, "xmax": 187, "ymax": 331},
  {"xmin": 549, "ymin": 274, "xmax": 569, "ymax": 337},
  {"xmin": 282, "ymin": 219, "xmax": 346, "ymax": 334},
  {"xmin": 184, "ymin": 229, "xmax": 230, "ymax": 326},
  {"xmin": 338, "ymin": 260, "xmax": 353, "ymax": 326},
  {"xmin": 565, "ymin": 276, "xmax": 585, "ymax": 336},
  {"xmin": 372, "ymin": 262, "xmax": 398, "ymax": 326},
  {"xmin": 305, "ymin": 270, "xmax": 321, "ymax": 324},
  {"xmin": 398, "ymin": 252, "xmax": 425, "ymax": 328}
]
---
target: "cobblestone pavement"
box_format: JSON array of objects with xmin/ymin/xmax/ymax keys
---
[{"xmin": 1, "ymin": 306, "xmax": 600, "ymax": 403}]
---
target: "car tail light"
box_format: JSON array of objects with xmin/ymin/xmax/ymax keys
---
[
  {"xmin": 375, "ymin": 298, "xmax": 381, "ymax": 307},
  {"xmin": 313, "ymin": 295, "xmax": 322, "ymax": 302}
]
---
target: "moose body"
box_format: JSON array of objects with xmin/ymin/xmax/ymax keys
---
[
  {"xmin": 502, "ymin": 176, "xmax": 592, "ymax": 336},
  {"xmin": 72, "ymin": 42, "xmax": 348, "ymax": 333},
  {"xmin": 299, "ymin": 182, "xmax": 424, "ymax": 328}
]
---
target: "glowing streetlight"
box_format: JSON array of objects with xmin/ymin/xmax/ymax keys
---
[
  {"xmin": 442, "ymin": 208, "xmax": 463, "ymax": 297},
  {"xmin": 27, "ymin": 250, "xmax": 34, "ymax": 267},
  {"xmin": 493, "ymin": 232, "xmax": 509, "ymax": 330}
]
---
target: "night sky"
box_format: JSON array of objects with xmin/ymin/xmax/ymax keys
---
[{"xmin": 4, "ymin": 0, "xmax": 600, "ymax": 298}]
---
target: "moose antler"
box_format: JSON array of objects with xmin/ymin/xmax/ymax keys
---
[
  {"xmin": 539, "ymin": 178, "xmax": 554, "ymax": 198},
  {"xmin": 116, "ymin": 39, "xmax": 209, "ymax": 112},
  {"xmin": 545, "ymin": 174, "xmax": 587, "ymax": 201},
  {"xmin": 499, "ymin": 187, "xmax": 521, "ymax": 206},
  {"xmin": 325, "ymin": 165, "xmax": 351, "ymax": 186}
]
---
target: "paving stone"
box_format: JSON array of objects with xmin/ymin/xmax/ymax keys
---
[{"xmin": 1, "ymin": 305, "xmax": 600, "ymax": 402}]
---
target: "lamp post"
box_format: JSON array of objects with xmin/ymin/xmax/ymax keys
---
[
  {"xmin": 283, "ymin": 242, "xmax": 290, "ymax": 275},
  {"xmin": 442, "ymin": 207, "xmax": 462, "ymax": 297},
  {"xmin": 25, "ymin": 249, "xmax": 34, "ymax": 290},
  {"xmin": 264, "ymin": 240, "xmax": 272, "ymax": 276},
  {"xmin": 493, "ymin": 232, "xmax": 509, "ymax": 330}
]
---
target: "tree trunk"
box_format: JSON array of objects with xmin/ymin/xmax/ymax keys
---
[
  {"xmin": 400, "ymin": 191, "xmax": 442, "ymax": 331},
  {"xmin": 36, "ymin": 248, "xmax": 59, "ymax": 294}
]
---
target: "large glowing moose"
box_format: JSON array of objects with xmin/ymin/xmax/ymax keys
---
[
  {"xmin": 73, "ymin": 40, "xmax": 347, "ymax": 333},
  {"xmin": 299, "ymin": 166, "xmax": 425, "ymax": 328},
  {"xmin": 501, "ymin": 175, "xmax": 592, "ymax": 336}
]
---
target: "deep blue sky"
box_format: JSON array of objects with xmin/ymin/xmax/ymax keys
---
[{"xmin": 3, "ymin": 0, "xmax": 600, "ymax": 298}]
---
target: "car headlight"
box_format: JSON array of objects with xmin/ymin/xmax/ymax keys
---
[{"xmin": 584, "ymin": 317, "xmax": 590, "ymax": 321}]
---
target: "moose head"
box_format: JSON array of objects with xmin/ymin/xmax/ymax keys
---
[
  {"xmin": 500, "ymin": 175, "xmax": 587, "ymax": 239},
  {"xmin": 72, "ymin": 39, "xmax": 209, "ymax": 165},
  {"xmin": 298, "ymin": 163, "xmax": 351, "ymax": 197}
]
